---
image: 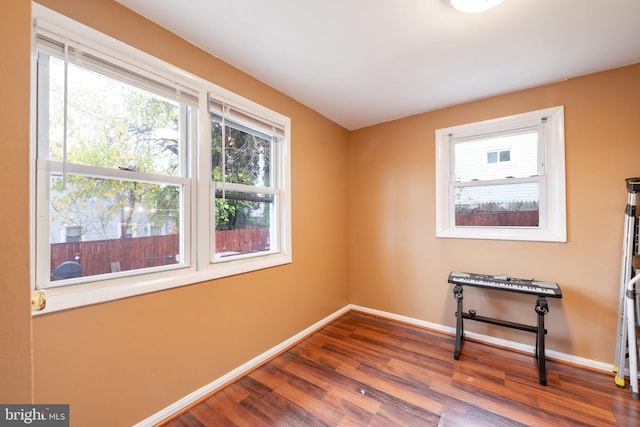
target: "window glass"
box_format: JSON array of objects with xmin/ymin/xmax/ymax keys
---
[
  {"xmin": 49, "ymin": 175, "xmax": 181, "ymax": 242},
  {"xmin": 452, "ymin": 130, "xmax": 540, "ymax": 228},
  {"xmin": 211, "ymin": 120, "xmax": 272, "ymax": 187},
  {"xmin": 46, "ymin": 56, "xmax": 182, "ymax": 176},
  {"xmin": 454, "ymin": 131, "xmax": 538, "ymax": 182},
  {"xmin": 210, "ymin": 115, "xmax": 278, "ymax": 259},
  {"xmin": 454, "ymin": 181, "xmax": 539, "ymax": 227},
  {"xmin": 50, "ymin": 178, "xmax": 181, "ymax": 281}
]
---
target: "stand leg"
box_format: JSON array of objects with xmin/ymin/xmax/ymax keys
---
[
  {"xmin": 535, "ymin": 296, "xmax": 549, "ymax": 386},
  {"xmin": 453, "ymin": 284, "xmax": 464, "ymax": 360}
]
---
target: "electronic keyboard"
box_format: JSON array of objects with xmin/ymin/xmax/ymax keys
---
[{"xmin": 448, "ymin": 271, "xmax": 562, "ymax": 298}]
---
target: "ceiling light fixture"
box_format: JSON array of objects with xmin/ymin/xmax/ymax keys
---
[{"xmin": 450, "ymin": 0, "xmax": 504, "ymax": 13}]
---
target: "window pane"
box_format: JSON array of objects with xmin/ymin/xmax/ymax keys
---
[
  {"xmin": 211, "ymin": 118, "xmax": 272, "ymax": 187},
  {"xmin": 454, "ymin": 131, "xmax": 538, "ymax": 182},
  {"xmin": 214, "ymin": 190, "xmax": 273, "ymax": 258},
  {"xmin": 47, "ymin": 55, "xmax": 181, "ymax": 176},
  {"xmin": 454, "ymin": 181, "xmax": 539, "ymax": 227},
  {"xmin": 49, "ymin": 173, "xmax": 182, "ymax": 281}
]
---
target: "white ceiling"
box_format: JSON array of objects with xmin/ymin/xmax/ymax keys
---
[{"xmin": 115, "ymin": 0, "xmax": 640, "ymax": 130}]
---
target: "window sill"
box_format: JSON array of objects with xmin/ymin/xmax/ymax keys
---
[
  {"xmin": 436, "ymin": 226, "xmax": 566, "ymax": 242},
  {"xmin": 32, "ymin": 252, "xmax": 291, "ymax": 315}
]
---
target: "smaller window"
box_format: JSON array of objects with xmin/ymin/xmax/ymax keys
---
[
  {"xmin": 64, "ymin": 226, "xmax": 82, "ymax": 243},
  {"xmin": 208, "ymin": 101, "xmax": 285, "ymax": 262},
  {"xmin": 435, "ymin": 106, "xmax": 566, "ymax": 242}
]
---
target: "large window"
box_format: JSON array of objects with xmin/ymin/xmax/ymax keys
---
[
  {"xmin": 35, "ymin": 41, "xmax": 193, "ymax": 285},
  {"xmin": 435, "ymin": 106, "xmax": 566, "ymax": 242},
  {"xmin": 31, "ymin": 5, "xmax": 291, "ymax": 313}
]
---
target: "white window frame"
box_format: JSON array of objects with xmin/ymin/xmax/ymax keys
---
[
  {"xmin": 30, "ymin": 4, "xmax": 291, "ymax": 314},
  {"xmin": 207, "ymin": 99, "xmax": 286, "ymax": 264},
  {"xmin": 435, "ymin": 106, "xmax": 566, "ymax": 242},
  {"xmin": 195, "ymin": 94, "xmax": 292, "ymax": 280}
]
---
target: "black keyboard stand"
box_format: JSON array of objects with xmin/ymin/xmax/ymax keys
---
[{"xmin": 453, "ymin": 284, "xmax": 550, "ymax": 386}]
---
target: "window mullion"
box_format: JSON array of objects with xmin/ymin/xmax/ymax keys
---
[{"xmin": 197, "ymin": 91, "xmax": 213, "ymax": 270}]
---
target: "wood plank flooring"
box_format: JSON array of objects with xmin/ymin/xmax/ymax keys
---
[{"xmin": 160, "ymin": 311, "xmax": 639, "ymax": 426}]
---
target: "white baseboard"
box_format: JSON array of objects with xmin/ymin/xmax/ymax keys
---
[
  {"xmin": 135, "ymin": 303, "xmax": 612, "ymax": 426},
  {"xmin": 350, "ymin": 305, "xmax": 613, "ymax": 373}
]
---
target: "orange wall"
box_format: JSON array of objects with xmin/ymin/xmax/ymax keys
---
[
  {"xmin": 349, "ymin": 64, "xmax": 640, "ymax": 364},
  {"xmin": 26, "ymin": 0, "xmax": 349, "ymax": 425},
  {"xmin": 0, "ymin": 0, "xmax": 33, "ymax": 404}
]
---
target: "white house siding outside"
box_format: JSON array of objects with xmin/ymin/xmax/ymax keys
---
[
  {"xmin": 453, "ymin": 130, "xmax": 539, "ymax": 210},
  {"xmin": 50, "ymin": 189, "xmax": 173, "ymax": 243}
]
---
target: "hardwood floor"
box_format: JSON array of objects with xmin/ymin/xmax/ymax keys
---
[{"xmin": 160, "ymin": 311, "xmax": 639, "ymax": 426}]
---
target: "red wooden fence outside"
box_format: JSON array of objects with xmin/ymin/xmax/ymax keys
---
[
  {"xmin": 215, "ymin": 228, "xmax": 270, "ymax": 254},
  {"xmin": 455, "ymin": 211, "xmax": 539, "ymax": 227},
  {"xmin": 50, "ymin": 228, "xmax": 270, "ymax": 278}
]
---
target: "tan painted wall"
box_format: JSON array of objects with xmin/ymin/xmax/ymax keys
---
[
  {"xmin": 0, "ymin": 0, "xmax": 33, "ymax": 404},
  {"xmin": 349, "ymin": 64, "xmax": 640, "ymax": 364},
  {"xmin": 26, "ymin": 0, "xmax": 349, "ymax": 425}
]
